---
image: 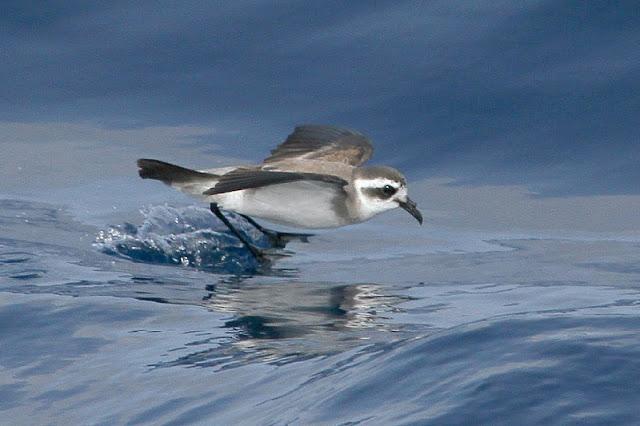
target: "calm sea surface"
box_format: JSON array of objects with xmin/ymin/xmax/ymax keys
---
[{"xmin": 2, "ymin": 198, "xmax": 640, "ymax": 425}]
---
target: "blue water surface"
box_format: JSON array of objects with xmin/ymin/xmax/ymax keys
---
[{"xmin": 2, "ymin": 196, "xmax": 640, "ymax": 425}]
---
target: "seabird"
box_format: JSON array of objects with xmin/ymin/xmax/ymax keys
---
[{"xmin": 137, "ymin": 125, "xmax": 423, "ymax": 260}]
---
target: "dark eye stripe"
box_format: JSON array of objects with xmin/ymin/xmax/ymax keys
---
[{"xmin": 363, "ymin": 185, "xmax": 397, "ymax": 199}]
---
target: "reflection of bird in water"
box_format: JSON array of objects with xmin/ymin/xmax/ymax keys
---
[
  {"xmin": 204, "ymin": 282, "xmax": 395, "ymax": 336},
  {"xmin": 148, "ymin": 279, "xmax": 414, "ymax": 370},
  {"xmin": 137, "ymin": 125, "xmax": 423, "ymax": 261},
  {"xmin": 199, "ymin": 280, "xmax": 412, "ymax": 359}
]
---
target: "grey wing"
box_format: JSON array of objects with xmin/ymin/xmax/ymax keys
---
[
  {"xmin": 203, "ymin": 167, "xmax": 348, "ymax": 195},
  {"xmin": 263, "ymin": 125, "xmax": 374, "ymax": 166}
]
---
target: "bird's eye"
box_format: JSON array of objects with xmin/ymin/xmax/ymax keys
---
[{"xmin": 382, "ymin": 184, "xmax": 396, "ymax": 196}]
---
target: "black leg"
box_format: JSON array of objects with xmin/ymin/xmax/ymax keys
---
[
  {"xmin": 210, "ymin": 203, "xmax": 263, "ymax": 259},
  {"xmin": 238, "ymin": 213, "xmax": 314, "ymax": 249},
  {"xmin": 238, "ymin": 214, "xmax": 269, "ymax": 233}
]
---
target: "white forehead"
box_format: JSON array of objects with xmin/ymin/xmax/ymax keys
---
[{"xmin": 354, "ymin": 178, "xmax": 403, "ymax": 189}]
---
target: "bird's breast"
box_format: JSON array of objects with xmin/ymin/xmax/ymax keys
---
[{"xmin": 211, "ymin": 182, "xmax": 353, "ymax": 229}]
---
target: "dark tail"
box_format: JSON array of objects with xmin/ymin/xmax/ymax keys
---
[{"xmin": 136, "ymin": 159, "xmax": 218, "ymax": 184}]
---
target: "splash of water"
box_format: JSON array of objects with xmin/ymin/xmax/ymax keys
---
[{"xmin": 94, "ymin": 205, "xmax": 269, "ymax": 273}]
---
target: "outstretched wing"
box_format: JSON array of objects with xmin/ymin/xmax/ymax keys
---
[
  {"xmin": 203, "ymin": 168, "xmax": 348, "ymax": 195},
  {"xmin": 263, "ymin": 125, "xmax": 373, "ymax": 166}
]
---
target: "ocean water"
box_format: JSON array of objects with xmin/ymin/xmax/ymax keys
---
[
  {"xmin": 3, "ymin": 1, "xmax": 640, "ymax": 423},
  {"xmin": 2, "ymin": 196, "xmax": 640, "ymax": 425}
]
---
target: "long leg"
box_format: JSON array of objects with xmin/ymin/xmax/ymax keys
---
[
  {"xmin": 238, "ymin": 213, "xmax": 314, "ymax": 249},
  {"xmin": 238, "ymin": 214, "xmax": 270, "ymax": 234},
  {"xmin": 210, "ymin": 203, "xmax": 263, "ymax": 259}
]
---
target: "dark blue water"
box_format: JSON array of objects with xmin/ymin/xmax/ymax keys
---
[{"xmin": 2, "ymin": 197, "xmax": 640, "ymax": 425}]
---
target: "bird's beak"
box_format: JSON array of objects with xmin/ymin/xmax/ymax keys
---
[{"xmin": 399, "ymin": 197, "xmax": 423, "ymax": 225}]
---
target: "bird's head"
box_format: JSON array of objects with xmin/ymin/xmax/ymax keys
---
[{"xmin": 352, "ymin": 166, "xmax": 423, "ymax": 225}]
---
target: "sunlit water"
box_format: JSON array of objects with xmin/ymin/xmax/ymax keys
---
[{"xmin": 2, "ymin": 198, "xmax": 640, "ymax": 425}]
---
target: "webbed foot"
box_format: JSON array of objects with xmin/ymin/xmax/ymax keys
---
[{"xmin": 261, "ymin": 230, "xmax": 314, "ymax": 249}]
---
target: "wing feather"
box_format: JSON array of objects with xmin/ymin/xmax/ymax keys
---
[
  {"xmin": 203, "ymin": 168, "xmax": 348, "ymax": 195},
  {"xmin": 263, "ymin": 125, "xmax": 373, "ymax": 166}
]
